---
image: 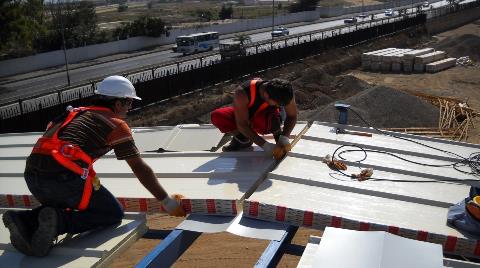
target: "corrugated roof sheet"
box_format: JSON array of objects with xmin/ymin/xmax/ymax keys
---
[
  {"xmin": 244, "ymin": 122, "xmax": 479, "ymax": 257},
  {"xmin": 0, "ymin": 212, "xmax": 146, "ymax": 267},
  {"xmin": 0, "ymin": 122, "xmax": 308, "ymax": 216}
]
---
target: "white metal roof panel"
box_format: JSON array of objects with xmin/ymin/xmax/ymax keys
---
[
  {"xmin": 245, "ymin": 122, "xmax": 479, "ymax": 256},
  {"xmin": 271, "ymin": 156, "xmax": 469, "ymax": 206},
  {"xmin": 0, "ymin": 132, "xmax": 42, "ymax": 146},
  {"xmin": 0, "ymin": 122, "xmax": 307, "ymax": 215},
  {"xmin": 297, "ymin": 236, "xmax": 480, "ymax": 268},
  {"xmin": 132, "ymin": 124, "xmax": 224, "ymax": 152},
  {"xmin": 0, "ymin": 212, "xmax": 146, "ymax": 267},
  {"xmin": 247, "ymin": 178, "xmax": 464, "ymax": 237}
]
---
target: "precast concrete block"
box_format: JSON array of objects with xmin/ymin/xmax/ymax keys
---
[
  {"xmin": 403, "ymin": 48, "xmax": 434, "ymax": 60},
  {"xmin": 371, "ymin": 62, "xmax": 381, "ymax": 71},
  {"xmin": 414, "ymin": 63, "xmax": 425, "ymax": 73},
  {"xmin": 392, "ymin": 62, "xmax": 402, "ymax": 72},
  {"xmin": 426, "ymin": 58, "xmax": 456, "ymax": 73},
  {"xmin": 414, "ymin": 51, "xmax": 445, "ymax": 64},
  {"xmin": 381, "ymin": 62, "xmax": 391, "ymax": 72},
  {"xmin": 403, "ymin": 62, "xmax": 413, "ymax": 73},
  {"xmin": 362, "ymin": 60, "xmax": 371, "ymax": 70}
]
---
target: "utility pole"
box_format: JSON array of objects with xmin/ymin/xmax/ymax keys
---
[
  {"xmin": 61, "ymin": 28, "xmax": 71, "ymax": 87},
  {"xmin": 271, "ymin": 0, "xmax": 275, "ymax": 41},
  {"xmin": 59, "ymin": 2, "xmax": 71, "ymax": 86}
]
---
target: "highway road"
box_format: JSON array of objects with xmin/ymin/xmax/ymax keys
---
[{"xmin": 0, "ymin": 0, "xmax": 457, "ymax": 104}]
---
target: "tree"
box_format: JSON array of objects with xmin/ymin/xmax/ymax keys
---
[
  {"xmin": 219, "ymin": 4, "xmax": 233, "ymax": 20},
  {"xmin": 289, "ymin": 0, "xmax": 319, "ymax": 13},
  {"xmin": 233, "ymin": 33, "xmax": 251, "ymax": 46},
  {"xmin": 72, "ymin": 1, "xmax": 98, "ymax": 46},
  {"xmin": 0, "ymin": 0, "xmax": 46, "ymax": 57},
  {"xmin": 46, "ymin": 1, "xmax": 99, "ymax": 48},
  {"xmin": 114, "ymin": 16, "xmax": 169, "ymax": 38},
  {"xmin": 196, "ymin": 9, "xmax": 213, "ymax": 21}
]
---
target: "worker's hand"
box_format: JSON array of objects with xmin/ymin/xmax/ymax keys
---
[
  {"xmin": 276, "ymin": 135, "xmax": 292, "ymax": 152},
  {"xmin": 262, "ymin": 142, "xmax": 276, "ymax": 157},
  {"xmin": 466, "ymin": 196, "xmax": 480, "ymax": 221},
  {"xmin": 272, "ymin": 145, "xmax": 287, "ymax": 160},
  {"xmin": 161, "ymin": 194, "xmax": 186, "ymax": 217}
]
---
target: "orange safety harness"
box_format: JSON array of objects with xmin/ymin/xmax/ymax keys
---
[
  {"xmin": 31, "ymin": 106, "xmax": 111, "ymax": 211},
  {"xmin": 248, "ymin": 79, "xmax": 270, "ymax": 116}
]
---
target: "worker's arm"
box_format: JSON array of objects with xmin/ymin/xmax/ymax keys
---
[
  {"xmin": 274, "ymin": 97, "xmax": 298, "ymax": 156},
  {"xmin": 126, "ymin": 156, "xmax": 168, "ymax": 200},
  {"xmin": 233, "ymin": 89, "xmax": 267, "ymax": 147},
  {"xmin": 281, "ymin": 97, "xmax": 298, "ymax": 138},
  {"xmin": 126, "ymin": 156, "xmax": 185, "ymax": 216}
]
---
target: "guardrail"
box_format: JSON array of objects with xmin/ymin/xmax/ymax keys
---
[
  {"xmin": 0, "ymin": 15, "xmax": 415, "ymax": 119},
  {"xmin": 1, "ymin": 0, "xmax": 479, "ymax": 132}
]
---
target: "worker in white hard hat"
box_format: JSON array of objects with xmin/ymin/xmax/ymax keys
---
[{"xmin": 2, "ymin": 75, "xmax": 185, "ymax": 257}]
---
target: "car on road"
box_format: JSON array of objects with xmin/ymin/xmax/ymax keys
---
[
  {"xmin": 344, "ymin": 17, "xmax": 358, "ymax": 24},
  {"xmin": 422, "ymin": 1, "xmax": 430, "ymax": 7},
  {"xmin": 384, "ymin": 8, "xmax": 394, "ymax": 16},
  {"xmin": 358, "ymin": 13, "xmax": 368, "ymax": 19},
  {"xmin": 271, "ymin": 26, "xmax": 289, "ymax": 37}
]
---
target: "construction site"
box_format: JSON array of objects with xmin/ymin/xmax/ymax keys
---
[
  {"xmin": 122, "ymin": 19, "xmax": 480, "ymax": 267},
  {"xmin": 1, "ymin": 1, "xmax": 480, "ymax": 267}
]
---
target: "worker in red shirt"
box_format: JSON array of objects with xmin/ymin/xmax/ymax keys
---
[
  {"xmin": 2, "ymin": 76, "xmax": 185, "ymax": 257},
  {"xmin": 211, "ymin": 78, "xmax": 297, "ymax": 156}
]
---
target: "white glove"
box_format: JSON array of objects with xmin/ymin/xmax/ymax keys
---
[
  {"xmin": 161, "ymin": 195, "xmax": 179, "ymax": 213},
  {"xmin": 262, "ymin": 142, "xmax": 276, "ymax": 157},
  {"xmin": 161, "ymin": 195, "xmax": 186, "ymax": 217},
  {"xmin": 277, "ymin": 135, "xmax": 290, "ymax": 147}
]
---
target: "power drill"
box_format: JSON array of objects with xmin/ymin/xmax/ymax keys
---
[{"xmin": 334, "ymin": 102, "xmax": 350, "ymax": 134}]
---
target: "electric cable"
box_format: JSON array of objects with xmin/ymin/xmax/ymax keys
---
[{"xmin": 329, "ymin": 107, "xmax": 480, "ymax": 182}]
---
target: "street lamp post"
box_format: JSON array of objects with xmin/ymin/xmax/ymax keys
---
[
  {"xmin": 272, "ymin": 0, "xmax": 275, "ymax": 41},
  {"xmin": 61, "ymin": 28, "xmax": 71, "ymax": 87},
  {"xmin": 59, "ymin": 2, "xmax": 71, "ymax": 87}
]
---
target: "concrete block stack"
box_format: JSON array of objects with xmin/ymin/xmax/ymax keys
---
[
  {"xmin": 362, "ymin": 48, "xmax": 456, "ymax": 74},
  {"xmin": 426, "ymin": 57, "xmax": 457, "ymax": 73},
  {"xmin": 361, "ymin": 48, "xmax": 396, "ymax": 70},
  {"xmin": 383, "ymin": 49, "xmax": 413, "ymax": 72},
  {"xmin": 413, "ymin": 51, "xmax": 446, "ymax": 72},
  {"xmin": 379, "ymin": 49, "xmax": 407, "ymax": 72},
  {"xmin": 402, "ymin": 48, "xmax": 434, "ymax": 73}
]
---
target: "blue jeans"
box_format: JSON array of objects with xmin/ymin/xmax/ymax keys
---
[{"xmin": 24, "ymin": 168, "xmax": 124, "ymax": 235}]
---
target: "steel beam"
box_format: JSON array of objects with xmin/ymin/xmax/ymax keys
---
[
  {"xmin": 135, "ymin": 229, "xmax": 201, "ymax": 268},
  {"xmin": 254, "ymin": 225, "xmax": 299, "ymax": 268}
]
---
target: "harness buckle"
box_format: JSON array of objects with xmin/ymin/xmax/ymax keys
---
[
  {"xmin": 60, "ymin": 144, "xmax": 75, "ymax": 158},
  {"xmin": 81, "ymin": 168, "xmax": 89, "ymax": 179}
]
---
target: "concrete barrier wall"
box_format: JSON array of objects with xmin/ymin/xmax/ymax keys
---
[
  {"xmin": 426, "ymin": 6, "xmax": 480, "ymax": 34},
  {"xmin": 317, "ymin": 0, "xmax": 440, "ymax": 17},
  {"xmin": 0, "ymin": 0, "xmax": 439, "ymax": 77},
  {"xmin": 0, "ymin": 10, "xmax": 317, "ymax": 77}
]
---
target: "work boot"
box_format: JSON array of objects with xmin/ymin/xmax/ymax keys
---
[
  {"xmin": 31, "ymin": 207, "xmax": 58, "ymax": 257},
  {"xmin": 2, "ymin": 210, "xmax": 33, "ymax": 255},
  {"xmin": 222, "ymin": 134, "xmax": 253, "ymax": 152}
]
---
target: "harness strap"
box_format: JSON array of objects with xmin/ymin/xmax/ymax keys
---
[
  {"xmin": 248, "ymin": 79, "xmax": 258, "ymax": 108},
  {"xmin": 31, "ymin": 106, "xmax": 110, "ymax": 211}
]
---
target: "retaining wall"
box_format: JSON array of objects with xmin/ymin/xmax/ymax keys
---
[
  {"xmin": 426, "ymin": 5, "xmax": 480, "ymax": 34},
  {"xmin": 0, "ymin": 0, "xmax": 434, "ymax": 77}
]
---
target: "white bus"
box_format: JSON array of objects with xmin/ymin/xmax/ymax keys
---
[{"xmin": 173, "ymin": 32, "xmax": 219, "ymax": 55}]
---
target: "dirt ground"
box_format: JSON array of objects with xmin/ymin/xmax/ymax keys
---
[{"xmin": 111, "ymin": 21, "xmax": 480, "ymax": 267}]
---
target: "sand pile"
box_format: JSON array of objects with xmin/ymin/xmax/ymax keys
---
[
  {"xmin": 435, "ymin": 34, "xmax": 480, "ymax": 62},
  {"xmin": 293, "ymin": 72, "xmax": 371, "ymax": 110},
  {"xmin": 303, "ymin": 86, "xmax": 440, "ymax": 128}
]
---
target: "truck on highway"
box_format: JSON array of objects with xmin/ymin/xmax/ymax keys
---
[{"xmin": 219, "ymin": 41, "xmax": 247, "ymax": 61}]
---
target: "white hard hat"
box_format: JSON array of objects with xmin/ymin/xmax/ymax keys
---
[{"xmin": 95, "ymin": 76, "xmax": 142, "ymax": 100}]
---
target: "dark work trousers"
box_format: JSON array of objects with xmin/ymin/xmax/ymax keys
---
[{"xmin": 23, "ymin": 168, "xmax": 124, "ymax": 235}]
